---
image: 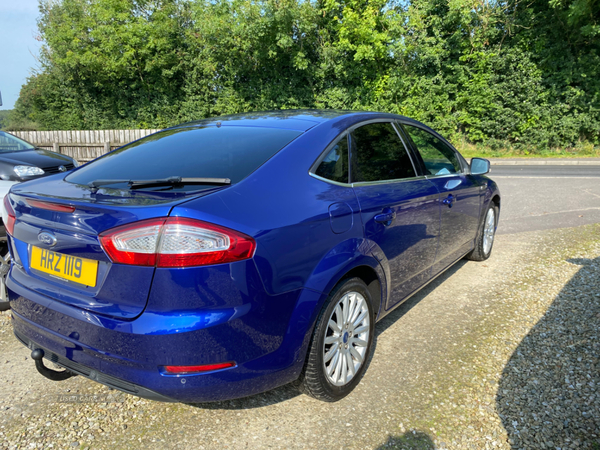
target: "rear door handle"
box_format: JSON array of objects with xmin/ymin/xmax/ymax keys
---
[{"xmin": 442, "ymin": 194, "xmax": 455, "ymax": 207}]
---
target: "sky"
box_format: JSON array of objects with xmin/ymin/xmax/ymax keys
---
[{"xmin": 0, "ymin": 0, "xmax": 43, "ymax": 110}]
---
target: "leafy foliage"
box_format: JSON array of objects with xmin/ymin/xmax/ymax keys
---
[
  {"xmin": 0, "ymin": 111, "xmax": 11, "ymax": 130},
  {"xmin": 8, "ymin": 0, "xmax": 600, "ymax": 151}
]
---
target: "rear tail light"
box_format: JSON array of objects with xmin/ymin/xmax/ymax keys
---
[
  {"xmin": 2, "ymin": 195, "xmax": 16, "ymax": 236},
  {"xmin": 99, "ymin": 217, "xmax": 256, "ymax": 268},
  {"xmin": 100, "ymin": 218, "xmax": 165, "ymax": 266}
]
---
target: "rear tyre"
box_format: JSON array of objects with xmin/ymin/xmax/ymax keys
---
[
  {"xmin": 298, "ymin": 278, "xmax": 374, "ymax": 402},
  {"xmin": 465, "ymin": 203, "xmax": 498, "ymax": 261},
  {"xmin": 0, "ymin": 233, "xmax": 10, "ymax": 312}
]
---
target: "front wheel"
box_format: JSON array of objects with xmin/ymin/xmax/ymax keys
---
[
  {"xmin": 465, "ymin": 203, "xmax": 498, "ymax": 261},
  {"xmin": 298, "ymin": 278, "xmax": 375, "ymax": 402}
]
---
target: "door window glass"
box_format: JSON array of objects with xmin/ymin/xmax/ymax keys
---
[
  {"xmin": 351, "ymin": 122, "xmax": 416, "ymax": 183},
  {"xmin": 314, "ymin": 136, "xmax": 349, "ymax": 183},
  {"xmin": 403, "ymin": 125, "xmax": 462, "ymax": 176}
]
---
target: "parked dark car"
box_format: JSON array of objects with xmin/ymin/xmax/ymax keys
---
[
  {"xmin": 0, "ymin": 130, "xmax": 78, "ymax": 310},
  {"xmin": 0, "ymin": 131, "xmax": 77, "ymax": 182},
  {"xmin": 5, "ymin": 110, "xmax": 499, "ymax": 402}
]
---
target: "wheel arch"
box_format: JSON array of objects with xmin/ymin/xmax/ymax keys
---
[
  {"xmin": 335, "ymin": 265, "xmax": 382, "ymax": 320},
  {"xmin": 302, "ymin": 238, "xmax": 387, "ymax": 322},
  {"xmin": 481, "ymin": 179, "xmax": 501, "ymax": 223},
  {"xmin": 491, "ymin": 194, "xmax": 500, "ymax": 210}
]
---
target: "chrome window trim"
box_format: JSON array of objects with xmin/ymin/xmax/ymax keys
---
[
  {"xmin": 351, "ymin": 175, "xmax": 429, "ymax": 187},
  {"xmin": 424, "ymin": 173, "xmax": 461, "ymax": 180},
  {"xmin": 308, "ymin": 172, "xmax": 352, "ymax": 187},
  {"xmin": 309, "ymin": 171, "xmax": 431, "ymax": 188},
  {"xmin": 345, "ymin": 118, "xmax": 401, "ymax": 133}
]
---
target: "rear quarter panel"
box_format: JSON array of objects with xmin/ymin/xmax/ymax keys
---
[{"xmin": 170, "ymin": 115, "xmax": 387, "ymax": 296}]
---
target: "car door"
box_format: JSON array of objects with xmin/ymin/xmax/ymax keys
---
[
  {"xmin": 350, "ymin": 121, "xmax": 440, "ymax": 310},
  {"xmin": 400, "ymin": 123, "xmax": 482, "ymax": 275}
]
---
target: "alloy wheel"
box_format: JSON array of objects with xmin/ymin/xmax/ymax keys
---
[
  {"xmin": 482, "ymin": 208, "xmax": 495, "ymax": 255},
  {"xmin": 322, "ymin": 290, "xmax": 370, "ymax": 386}
]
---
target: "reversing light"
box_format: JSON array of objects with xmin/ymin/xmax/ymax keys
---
[
  {"xmin": 162, "ymin": 362, "xmax": 236, "ymax": 375},
  {"xmin": 2, "ymin": 195, "xmax": 16, "ymax": 235},
  {"xmin": 99, "ymin": 217, "xmax": 256, "ymax": 268}
]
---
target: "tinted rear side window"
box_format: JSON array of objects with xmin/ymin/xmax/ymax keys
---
[
  {"xmin": 314, "ymin": 136, "xmax": 349, "ymax": 183},
  {"xmin": 66, "ymin": 126, "xmax": 302, "ymax": 190},
  {"xmin": 351, "ymin": 122, "xmax": 416, "ymax": 183}
]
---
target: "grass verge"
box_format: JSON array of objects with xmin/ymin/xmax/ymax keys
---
[{"xmin": 455, "ymin": 140, "xmax": 600, "ymax": 159}]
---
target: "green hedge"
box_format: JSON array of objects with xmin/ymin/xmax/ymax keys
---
[{"xmin": 8, "ymin": 0, "xmax": 600, "ymax": 152}]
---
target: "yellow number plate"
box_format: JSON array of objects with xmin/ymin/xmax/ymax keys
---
[{"xmin": 30, "ymin": 246, "xmax": 98, "ymax": 287}]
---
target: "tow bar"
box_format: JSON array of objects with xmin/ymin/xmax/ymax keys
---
[{"xmin": 31, "ymin": 349, "xmax": 76, "ymax": 381}]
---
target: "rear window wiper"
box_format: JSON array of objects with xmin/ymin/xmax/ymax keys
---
[
  {"xmin": 129, "ymin": 177, "xmax": 231, "ymax": 189},
  {"xmin": 87, "ymin": 177, "xmax": 231, "ymax": 193}
]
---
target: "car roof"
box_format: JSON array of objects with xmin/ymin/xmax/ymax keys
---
[{"xmin": 169, "ymin": 110, "xmax": 421, "ymax": 133}]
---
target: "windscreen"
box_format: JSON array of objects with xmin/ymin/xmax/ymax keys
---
[
  {"xmin": 66, "ymin": 126, "xmax": 302, "ymax": 191},
  {"xmin": 0, "ymin": 131, "xmax": 36, "ymax": 153}
]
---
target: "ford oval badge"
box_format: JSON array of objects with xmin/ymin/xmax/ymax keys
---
[{"xmin": 38, "ymin": 232, "xmax": 57, "ymax": 247}]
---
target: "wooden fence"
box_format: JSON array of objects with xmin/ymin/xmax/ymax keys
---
[{"xmin": 8, "ymin": 129, "xmax": 160, "ymax": 162}]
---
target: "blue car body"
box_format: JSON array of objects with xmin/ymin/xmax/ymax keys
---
[{"xmin": 6, "ymin": 110, "xmax": 500, "ymax": 402}]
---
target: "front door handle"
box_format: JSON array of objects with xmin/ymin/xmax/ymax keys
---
[
  {"xmin": 442, "ymin": 194, "xmax": 455, "ymax": 207},
  {"xmin": 374, "ymin": 209, "xmax": 396, "ymax": 225}
]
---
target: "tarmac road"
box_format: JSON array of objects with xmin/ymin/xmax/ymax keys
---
[
  {"xmin": 490, "ymin": 165, "xmax": 600, "ymax": 177},
  {"xmin": 489, "ymin": 165, "xmax": 600, "ymax": 235}
]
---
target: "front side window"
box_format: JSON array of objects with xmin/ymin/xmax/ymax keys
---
[
  {"xmin": 403, "ymin": 125, "xmax": 462, "ymax": 176},
  {"xmin": 314, "ymin": 136, "xmax": 349, "ymax": 183},
  {"xmin": 351, "ymin": 122, "xmax": 416, "ymax": 183}
]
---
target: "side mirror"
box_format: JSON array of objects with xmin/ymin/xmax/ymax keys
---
[{"xmin": 470, "ymin": 157, "xmax": 490, "ymax": 175}]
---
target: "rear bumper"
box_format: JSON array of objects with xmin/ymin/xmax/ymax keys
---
[
  {"xmin": 8, "ymin": 269, "xmax": 323, "ymax": 402},
  {"xmin": 14, "ymin": 329, "xmax": 176, "ymax": 402}
]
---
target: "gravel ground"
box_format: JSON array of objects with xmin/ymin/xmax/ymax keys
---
[{"xmin": 0, "ymin": 223, "xmax": 599, "ymax": 450}]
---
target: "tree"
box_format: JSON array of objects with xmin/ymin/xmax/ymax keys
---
[{"xmin": 11, "ymin": 0, "xmax": 600, "ymax": 150}]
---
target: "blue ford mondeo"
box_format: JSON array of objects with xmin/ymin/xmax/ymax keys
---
[{"xmin": 5, "ymin": 110, "xmax": 500, "ymax": 402}]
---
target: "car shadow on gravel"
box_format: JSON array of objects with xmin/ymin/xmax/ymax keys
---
[
  {"xmin": 497, "ymin": 256, "xmax": 600, "ymax": 449},
  {"xmin": 190, "ymin": 260, "xmax": 469, "ymax": 411}
]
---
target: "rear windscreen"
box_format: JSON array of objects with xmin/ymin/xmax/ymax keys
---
[{"xmin": 66, "ymin": 126, "xmax": 302, "ymax": 190}]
